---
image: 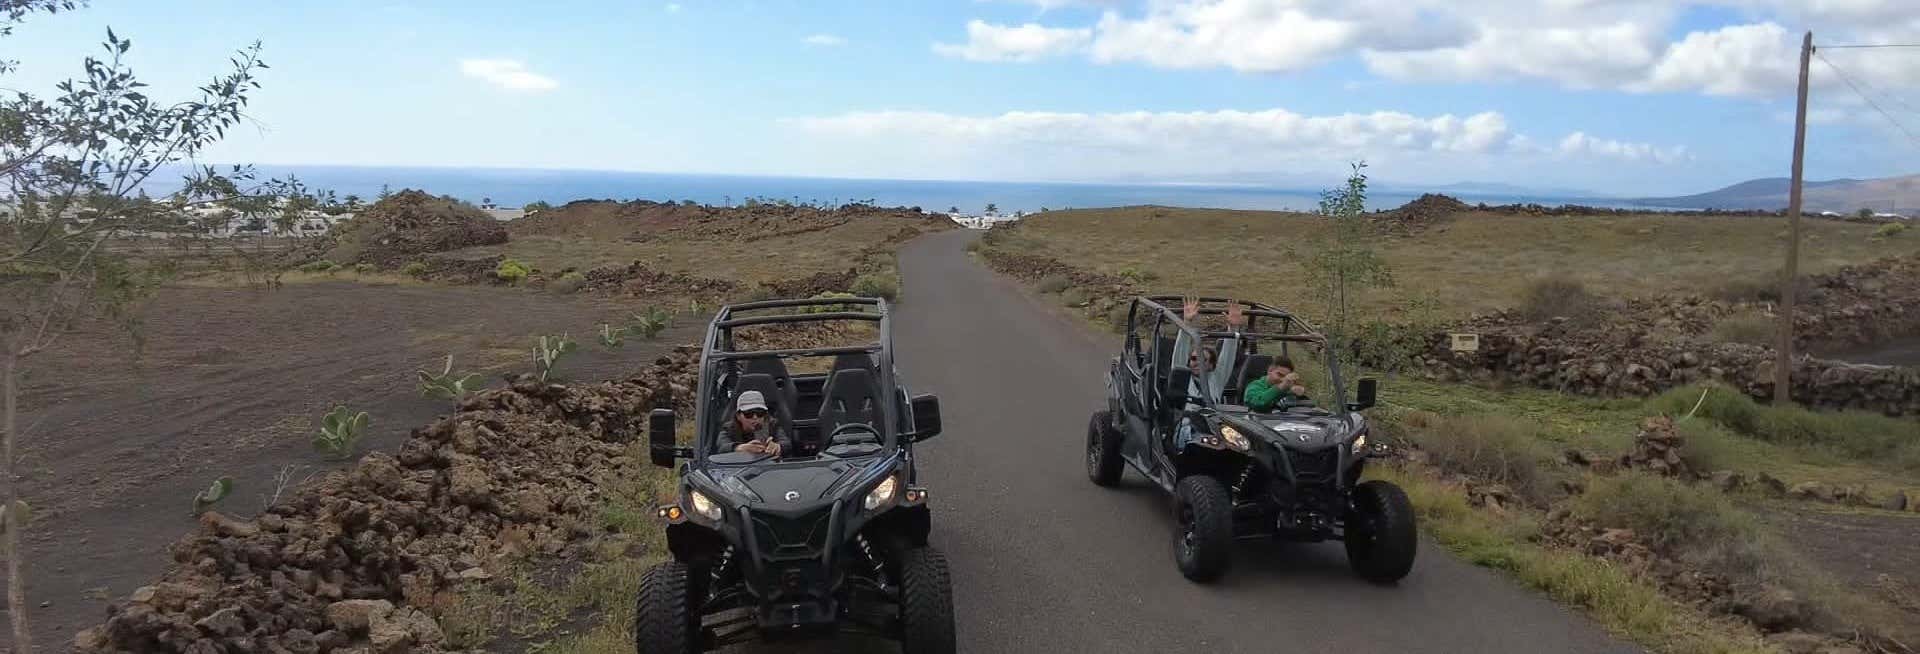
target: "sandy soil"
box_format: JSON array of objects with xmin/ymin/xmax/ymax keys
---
[{"xmin": 0, "ymin": 281, "xmax": 703, "ymax": 647}]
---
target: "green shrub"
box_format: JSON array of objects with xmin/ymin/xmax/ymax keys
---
[
  {"xmin": 191, "ymin": 476, "xmax": 234, "ymax": 516},
  {"xmin": 1397, "ymin": 413, "xmax": 1557, "ymax": 505},
  {"xmin": 402, "ymin": 261, "xmax": 430, "ymax": 278},
  {"xmin": 313, "ymin": 406, "xmax": 369, "ymax": 460},
  {"xmin": 418, "ymin": 355, "xmax": 482, "ymax": 401},
  {"xmin": 532, "ymin": 334, "xmax": 578, "ymax": 382},
  {"xmin": 798, "ymin": 291, "xmax": 861, "ymax": 313},
  {"xmin": 352, "ymin": 263, "xmax": 375, "ymax": 274},
  {"xmin": 630, "ymin": 307, "xmax": 672, "ymax": 339},
  {"xmin": 1517, "ymin": 274, "xmax": 1597, "ymax": 321},
  {"xmin": 745, "ymin": 284, "xmax": 780, "ymax": 302},
  {"xmin": 298, "ymin": 259, "xmax": 337, "ymax": 273},
  {"xmin": 598, "ymin": 323, "xmax": 627, "ymax": 349},
  {"xmin": 1036, "ymin": 274, "xmax": 1071, "ymax": 294},
  {"xmin": 1059, "ymin": 287, "xmax": 1093, "ymax": 307},
  {"xmin": 496, "ymin": 259, "xmax": 531, "ymax": 285},
  {"xmin": 1708, "ymin": 312, "xmax": 1774, "ymax": 346},
  {"xmin": 1873, "ymin": 222, "xmax": 1907, "ymax": 238},
  {"xmin": 850, "ymin": 273, "xmax": 899, "ymax": 302},
  {"xmin": 551, "ymin": 271, "xmax": 588, "ymax": 294},
  {"xmin": 1117, "ymin": 266, "xmax": 1158, "ymax": 284}
]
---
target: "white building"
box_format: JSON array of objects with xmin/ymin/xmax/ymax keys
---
[{"xmin": 949, "ymin": 211, "xmax": 1026, "ymax": 229}]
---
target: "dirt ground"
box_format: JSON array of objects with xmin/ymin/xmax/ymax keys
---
[
  {"xmin": 1759, "ymin": 504, "xmax": 1920, "ymax": 642},
  {"xmin": 0, "ymin": 281, "xmax": 704, "ymax": 648}
]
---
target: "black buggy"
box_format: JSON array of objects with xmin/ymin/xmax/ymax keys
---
[
  {"xmin": 636, "ymin": 297, "xmax": 953, "ymax": 653},
  {"xmin": 1087, "ymin": 296, "xmax": 1416, "ymax": 584}
]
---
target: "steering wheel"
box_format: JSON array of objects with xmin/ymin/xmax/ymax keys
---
[{"xmin": 828, "ymin": 422, "xmax": 881, "ymax": 446}]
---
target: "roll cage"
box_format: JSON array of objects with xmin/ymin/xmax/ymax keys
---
[
  {"xmin": 691, "ymin": 297, "xmax": 905, "ymax": 464},
  {"xmin": 1123, "ymin": 296, "xmax": 1353, "ymax": 415}
]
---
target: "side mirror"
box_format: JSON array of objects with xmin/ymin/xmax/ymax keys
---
[
  {"xmin": 908, "ymin": 394, "xmax": 942, "ymax": 441},
  {"xmin": 1348, "ymin": 378, "xmax": 1378, "ymax": 412},
  {"xmin": 1164, "ymin": 365, "xmax": 1193, "ymax": 405},
  {"xmin": 649, "ymin": 409, "xmax": 683, "ymax": 468}
]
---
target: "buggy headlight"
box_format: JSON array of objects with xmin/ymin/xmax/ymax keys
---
[
  {"xmin": 864, "ymin": 476, "xmax": 898, "ymax": 511},
  {"xmin": 688, "ymin": 491, "xmax": 723, "ymax": 522},
  {"xmin": 1219, "ymin": 425, "xmax": 1250, "ymax": 451},
  {"xmin": 1353, "ymin": 431, "xmax": 1367, "ymax": 451}
]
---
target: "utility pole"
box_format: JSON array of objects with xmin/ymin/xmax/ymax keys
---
[{"xmin": 1775, "ymin": 30, "xmax": 1813, "ymax": 405}]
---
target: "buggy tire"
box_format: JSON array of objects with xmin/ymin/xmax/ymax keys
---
[
  {"xmin": 1173, "ymin": 475, "xmax": 1233, "ymax": 583},
  {"xmin": 1345, "ymin": 480, "xmax": 1418, "ymax": 584},
  {"xmin": 634, "ymin": 560, "xmax": 701, "ymax": 654},
  {"xmin": 898, "ymin": 546, "xmax": 957, "ymax": 654},
  {"xmin": 1087, "ymin": 410, "xmax": 1123, "ymax": 487}
]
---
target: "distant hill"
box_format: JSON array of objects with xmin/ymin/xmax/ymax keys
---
[{"xmin": 1635, "ymin": 174, "xmax": 1920, "ymax": 214}]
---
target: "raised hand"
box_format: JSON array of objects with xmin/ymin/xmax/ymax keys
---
[
  {"xmin": 1226, "ymin": 301, "xmax": 1246, "ymax": 329},
  {"xmin": 1183, "ymin": 295, "xmax": 1200, "ymax": 321}
]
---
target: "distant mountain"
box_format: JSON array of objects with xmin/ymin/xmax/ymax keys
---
[
  {"xmin": 1634, "ymin": 174, "xmax": 1920, "ymax": 214},
  {"xmin": 1419, "ymin": 181, "xmax": 1600, "ymax": 199}
]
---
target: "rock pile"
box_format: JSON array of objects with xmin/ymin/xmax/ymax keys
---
[
  {"xmin": 1617, "ymin": 417, "xmax": 1691, "ymax": 478},
  {"xmin": 1376, "ymin": 194, "xmax": 1469, "ymax": 234},
  {"xmin": 578, "ymin": 261, "xmax": 739, "ymax": 297}
]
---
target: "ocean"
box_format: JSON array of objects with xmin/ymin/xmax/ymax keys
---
[{"xmin": 192, "ymin": 165, "xmax": 1645, "ymax": 214}]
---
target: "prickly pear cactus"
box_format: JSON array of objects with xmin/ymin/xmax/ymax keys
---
[{"xmin": 192, "ymin": 477, "xmax": 233, "ymax": 515}]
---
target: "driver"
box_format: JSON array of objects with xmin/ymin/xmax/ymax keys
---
[
  {"xmin": 1244, "ymin": 357, "xmax": 1310, "ymax": 412},
  {"xmin": 723, "ymin": 390, "xmax": 791, "ymax": 457}
]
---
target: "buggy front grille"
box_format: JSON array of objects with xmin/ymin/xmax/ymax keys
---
[
  {"xmin": 1285, "ymin": 448, "xmax": 1341, "ymax": 481},
  {"xmin": 751, "ymin": 512, "xmax": 831, "ymax": 558}
]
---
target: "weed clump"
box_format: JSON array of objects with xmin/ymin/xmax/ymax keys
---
[
  {"xmin": 851, "ymin": 272, "xmax": 899, "ymax": 302},
  {"xmin": 1036, "ymin": 274, "xmax": 1071, "ymax": 294},
  {"xmin": 1517, "ymin": 274, "xmax": 1597, "ymax": 321},
  {"xmin": 1393, "ymin": 412, "xmax": 1558, "ymax": 505},
  {"xmin": 496, "ymin": 259, "xmax": 531, "ymax": 285},
  {"xmin": 550, "ymin": 271, "xmax": 587, "ymax": 294}
]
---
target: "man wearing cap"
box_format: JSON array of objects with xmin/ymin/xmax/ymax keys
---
[{"xmin": 723, "ymin": 390, "xmax": 791, "ymax": 457}]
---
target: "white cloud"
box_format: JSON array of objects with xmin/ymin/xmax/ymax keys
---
[
  {"xmin": 1558, "ymin": 131, "xmax": 1691, "ymax": 163},
  {"xmin": 458, "ymin": 59, "xmax": 558, "ymax": 92},
  {"xmin": 803, "ymin": 34, "xmax": 848, "ymax": 47},
  {"xmin": 932, "ymin": 20, "xmax": 1092, "ymax": 62},
  {"xmin": 937, "ymin": 0, "xmax": 1920, "ymax": 98},
  {"xmin": 786, "ymin": 106, "xmax": 1685, "ymax": 184}
]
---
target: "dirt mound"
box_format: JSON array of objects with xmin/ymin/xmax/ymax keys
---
[
  {"xmin": 1378, "ymin": 194, "xmax": 1469, "ymax": 233},
  {"xmin": 74, "ymin": 351, "xmax": 700, "ymax": 654},
  {"xmin": 508, "ymin": 200, "xmax": 707, "ymax": 240},
  {"xmin": 317, "ymin": 190, "xmax": 509, "ymax": 266}
]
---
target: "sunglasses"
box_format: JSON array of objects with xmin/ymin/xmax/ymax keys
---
[{"xmin": 741, "ymin": 409, "xmax": 770, "ymax": 418}]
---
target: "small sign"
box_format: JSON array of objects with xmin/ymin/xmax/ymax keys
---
[{"xmin": 1449, "ymin": 333, "xmax": 1481, "ymax": 353}]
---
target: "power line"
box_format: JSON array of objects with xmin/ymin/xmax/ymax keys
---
[
  {"xmin": 1815, "ymin": 50, "xmax": 1920, "ymax": 149},
  {"xmin": 1819, "ymin": 43, "xmax": 1920, "ymax": 49}
]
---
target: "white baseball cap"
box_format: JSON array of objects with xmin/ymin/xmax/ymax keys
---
[{"xmin": 736, "ymin": 390, "xmax": 768, "ymax": 413}]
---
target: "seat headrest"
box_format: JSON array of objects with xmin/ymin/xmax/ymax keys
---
[
  {"xmin": 832, "ymin": 353, "xmax": 876, "ymax": 373},
  {"xmin": 743, "ymin": 357, "xmax": 790, "ymax": 381},
  {"xmin": 1237, "ymin": 354, "xmax": 1273, "ymax": 390}
]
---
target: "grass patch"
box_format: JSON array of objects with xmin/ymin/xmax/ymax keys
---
[
  {"xmin": 550, "ymin": 271, "xmax": 588, "ymax": 294},
  {"xmin": 1367, "ymin": 466, "xmax": 1769, "ymax": 654},
  {"xmin": 852, "ymin": 271, "xmax": 900, "ymax": 302},
  {"xmin": 1388, "ymin": 411, "xmax": 1560, "ymax": 505},
  {"xmin": 1650, "ymin": 383, "xmax": 1920, "ymax": 472},
  {"xmin": 979, "ymin": 208, "xmax": 1920, "ymax": 319}
]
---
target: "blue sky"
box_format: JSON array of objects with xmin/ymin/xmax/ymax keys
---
[{"xmin": 3, "ymin": 0, "xmax": 1916, "ymax": 196}]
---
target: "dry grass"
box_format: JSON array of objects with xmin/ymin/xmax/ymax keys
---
[
  {"xmin": 1388, "ymin": 411, "xmax": 1560, "ymax": 505},
  {"xmin": 989, "ymin": 207, "xmax": 1920, "ymax": 318}
]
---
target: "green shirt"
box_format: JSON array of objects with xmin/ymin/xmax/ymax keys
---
[{"xmin": 1243, "ymin": 377, "xmax": 1299, "ymax": 412}]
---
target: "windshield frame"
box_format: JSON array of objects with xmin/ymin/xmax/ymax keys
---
[
  {"xmin": 691, "ymin": 297, "xmax": 901, "ymax": 467},
  {"xmin": 1136, "ymin": 296, "xmax": 1351, "ymax": 416}
]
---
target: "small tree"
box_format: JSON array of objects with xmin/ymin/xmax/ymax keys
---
[
  {"xmin": 1300, "ymin": 162, "xmax": 1393, "ymax": 354},
  {"xmin": 343, "ymin": 194, "xmax": 362, "ymax": 210},
  {"xmin": 523, "ymin": 200, "xmax": 552, "ymax": 214},
  {"xmin": 948, "ymin": 206, "xmax": 960, "ymax": 214},
  {"xmin": 984, "ymin": 203, "xmax": 999, "ymax": 214},
  {"xmin": 3, "ymin": 5, "xmax": 297, "ymax": 647},
  {"xmin": 1857, "ymin": 207, "xmax": 1875, "ymax": 220}
]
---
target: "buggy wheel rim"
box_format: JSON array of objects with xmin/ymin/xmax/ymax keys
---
[
  {"xmin": 1177, "ymin": 504, "xmax": 1196, "ymax": 559},
  {"xmin": 1086, "ymin": 427, "xmax": 1102, "ymax": 473}
]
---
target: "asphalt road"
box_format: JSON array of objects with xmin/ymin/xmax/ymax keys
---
[{"xmin": 884, "ymin": 229, "xmax": 1640, "ymax": 654}]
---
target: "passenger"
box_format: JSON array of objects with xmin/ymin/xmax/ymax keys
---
[
  {"xmin": 723, "ymin": 390, "xmax": 791, "ymax": 457},
  {"xmin": 1243, "ymin": 357, "xmax": 1310, "ymax": 412}
]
